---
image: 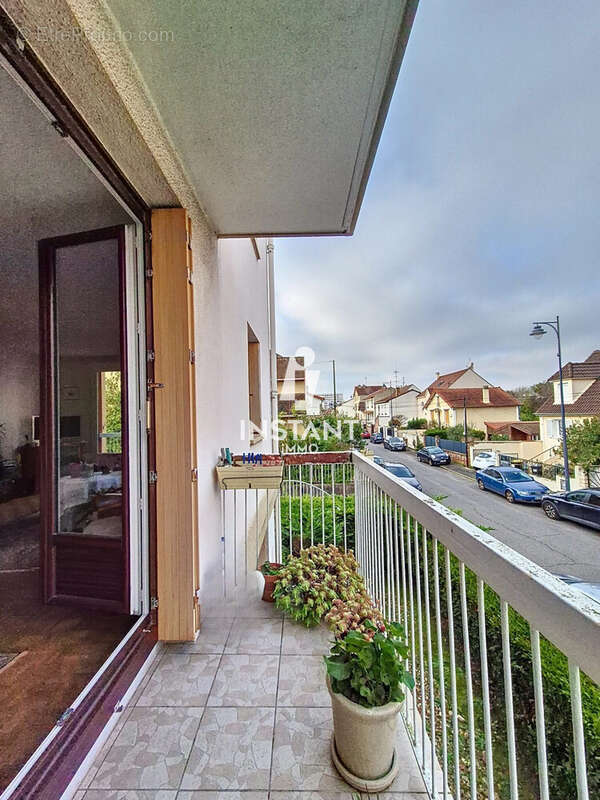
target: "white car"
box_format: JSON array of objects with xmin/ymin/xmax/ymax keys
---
[{"xmin": 471, "ymin": 451, "xmax": 496, "ymax": 470}]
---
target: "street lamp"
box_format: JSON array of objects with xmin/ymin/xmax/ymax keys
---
[{"xmin": 529, "ymin": 315, "xmax": 570, "ymax": 490}]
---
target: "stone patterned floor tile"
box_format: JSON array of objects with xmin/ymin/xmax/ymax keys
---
[
  {"xmin": 224, "ymin": 619, "xmax": 282, "ymax": 655},
  {"xmin": 278, "ymin": 655, "xmax": 330, "ymax": 707},
  {"xmin": 270, "ymin": 793, "xmax": 358, "ymax": 799},
  {"xmin": 76, "ymin": 707, "xmax": 135, "ymax": 789},
  {"xmin": 137, "ymin": 654, "xmax": 220, "ymax": 707},
  {"xmin": 177, "ymin": 793, "xmax": 268, "ymax": 799},
  {"xmin": 168, "ymin": 619, "xmax": 233, "ymax": 655},
  {"xmin": 270, "ymin": 707, "xmax": 350, "ymax": 792},
  {"xmin": 180, "ymin": 707, "xmax": 274, "ymax": 790},
  {"xmin": 207, "ymin": 654, "xmax": 279, "ymax": 706},
  {"xmin": 383, "ymin": 726, "xmax": 429, "ymax": 794},
  {"xmin": 281, "ymin": 621, "xmax": 334, "ymax": 656},
  {"xmin": 83, "ymin": 791, "xmax": 177, "ymax": 799},
  {"xmin": 90, "ymin": 707, "xmax": 202, "ymax": 790}
]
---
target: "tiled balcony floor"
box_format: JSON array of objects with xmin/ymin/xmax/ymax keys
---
[{"xmin": 75, "ymin": 593, "xmax": 428, "ymax": 800}]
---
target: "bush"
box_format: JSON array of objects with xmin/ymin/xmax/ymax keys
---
[
  {"xmin": 279, "ymin": 495, "xmax": 355, "ymax": 556},
  {"xmin": 273, "ymin": 544, "xmax": 364, "ymax": 627},
  {"xmin": 406, "ymin": 418, "xmax": 427, "ymax": 429}
]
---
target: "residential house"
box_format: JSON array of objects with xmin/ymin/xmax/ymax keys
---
[
  {"xmin": 340, "ymin": 384, "xmax": 385, "ymax": 422},
  {"xmin": 424, "ymin": 386, "xmax": 521, "ymax": 431},
  {"xmin": 363, "ymin": 386, "xmax": 392, "ymax": 428},
  {"xmin": 374, "ymin": 384, "xmax": 421, "ymax": 433},
  {"xmin": 277, "ymin": 354, "xmax": 306, "ymax": 414},
  {"xmin": 305, "ymin": 393, "xmax": 325, "ymax": 416},
  {"xmin": 417, "ymin": 363, "xmax": 492, "ymax": 418},
  {"xmin": 536, "ymin": 349, "xmax": 600, "ymax": 447},
  {"xmin": 0, "ymin": 1, "xmax": 419, "ymax": 795}
]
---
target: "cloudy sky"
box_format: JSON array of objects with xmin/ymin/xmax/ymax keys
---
[{"xmin": 274, "ymin": 1, "xmax": 600, "ymax": 399}]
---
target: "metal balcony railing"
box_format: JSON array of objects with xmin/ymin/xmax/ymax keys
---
[{"xmin": 222, "ymin": 450, "xmax": 600, "ymax": 799}]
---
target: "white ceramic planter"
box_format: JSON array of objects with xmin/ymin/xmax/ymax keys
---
[{"xmin": 327, "ymin": 676, "xmax": 402, "ymax": 791}]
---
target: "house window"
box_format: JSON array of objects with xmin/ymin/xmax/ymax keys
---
[
  {"xmin": 247, "ymin": 324, "xmax": 261, "ymax": 431},
  {"xmin": 97, "ymin": 370, "xmax": 122, "ymax": 453}
]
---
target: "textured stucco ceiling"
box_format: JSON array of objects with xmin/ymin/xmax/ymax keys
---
[{"xmin": 103, "ymin": 0, "xmax": 416, "ymax": 236}]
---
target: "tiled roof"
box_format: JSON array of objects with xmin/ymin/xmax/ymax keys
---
[
  {"xmin": 485, "ymin": 420, "xmax": 540, "ymax": 435},
  {"xmin": 547, "ymin": 350, "xmax": 600, "ymax": 381},
  {"xmin": 354, "ymin": 384, "xmax": 384, "ymax": 397},
  {"xmin": 417, "ymin": 368, "xmax": 470, "ymax": 398},
  {"xmin": 425, "ymin": 387, "xmax": 520, "ymax": 409},
  {"xmin": 536, "ymin": 378, "xmax": 600, "ymax": 416}
]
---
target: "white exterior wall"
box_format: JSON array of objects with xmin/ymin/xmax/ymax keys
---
[
  {"xmin": 390, "ymin": 390, "xmax": 420, "ymax": 422},
  {"xmin": 192, "ymin": 235, "xmax": 274, "ymax": 605}
]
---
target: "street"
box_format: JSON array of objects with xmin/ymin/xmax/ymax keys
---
[{"xmin": 369, "ymin": 443, "xmax": 600, "ymax": 583}]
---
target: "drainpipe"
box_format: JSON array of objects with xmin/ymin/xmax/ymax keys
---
[{"xmin": 265, "ymin": 239, "xmax": 278, "ymax": 452}]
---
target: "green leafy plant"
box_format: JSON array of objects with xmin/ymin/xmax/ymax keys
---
[
  {"xmin": 406, "ymin": 418, "xmax": 427, "ymax": 429},
  {"xmin": 324, "ymin": 621, "xmax": 414, "ymax": 707},
  {"xmin": 326, "ymin": 595, "xmax": 386, "ymax": 639},
  {"xmin": 260, "ymin": 561, "xmax": 282, "ymax": 576},
  {"xmin": 272, "ymin": 544, "xmax": 364, "ymax": 627}
]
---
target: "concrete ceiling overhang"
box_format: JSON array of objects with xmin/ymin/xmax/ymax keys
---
[{"xmin": 102, "ymin": 0, "xmax": 418, "ymax": 237}]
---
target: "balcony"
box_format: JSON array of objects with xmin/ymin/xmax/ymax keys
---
[{"xmin": 74, "ymin": 450, "xmax": 600, "ymax": 799}]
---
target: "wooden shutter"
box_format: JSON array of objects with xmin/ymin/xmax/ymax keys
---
[{"xmin": 151, "ymin": 208, "xmax": 199, "ymax": 640}]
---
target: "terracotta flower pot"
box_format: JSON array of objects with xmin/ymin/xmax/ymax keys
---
[
  {"xmin": 261, "ymin": 563, "xmax": 282, "ymax": 602},
  {"xmin": 327, "ymin": 676, "xmax": 402, "ymax": 791}
]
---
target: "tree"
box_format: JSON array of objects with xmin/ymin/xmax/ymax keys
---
[
  {"xmin": 406, "ymin": 418, "xmax": 427, "ymax": 429},
  {"xmin": 560, "ymin": 418, "xmax": 600, "ymax": 474},
  {"xmin": 510, "ymin": 381, "xmax": 553, "ymax": 421}
]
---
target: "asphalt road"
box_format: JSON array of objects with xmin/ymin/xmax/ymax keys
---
[{"xmin": 369, "ymin": 443, "xmax": 600, "ymax": 583}]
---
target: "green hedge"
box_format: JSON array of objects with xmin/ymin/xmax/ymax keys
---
[{"xmin": 279, "ymin": 495, "xmax": 355, "ymax": 557}]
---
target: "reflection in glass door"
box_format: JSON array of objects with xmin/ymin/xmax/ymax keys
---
[{"xmin": 40, "ymin": 227, "xmax": 130, "ymax": 610}]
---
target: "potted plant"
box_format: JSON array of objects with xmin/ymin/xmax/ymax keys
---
[
  {"xmin": 324, "ymin": 617, "xmax": 413, "ymax": 792},
  {"xmin": 260, "ymin": 561, "xmax": 283, "ymax": 602},
  {"xmin": 272, "ymin": 544, "xmax": 364, "ymax": 626}
]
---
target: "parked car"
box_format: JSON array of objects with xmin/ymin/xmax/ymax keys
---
[
  {"xmin": 384, "ymin": 436, "xmax": 406, "ymax": 451},
  {"xmin": 416, "ymin": 445, "xmax": 451, "ymax": 466},
  {"xmin": 476, "ymin": 466, "xmax": 548, "ymax": 503},
  {"xmin": 361, "ymin": 430, "xmax": 371, "ymax": 439},
  {"xmin": 554, "ymin": 573, "xmax": 600, "ymax": 605},
  {"xmin": 373, "ymin": 456, "xmax": 384, "ymax": 466},
  {"xmin": 541, "ymin": 489, "xmax": 600, "ymax": 530},
  {"xmin": 383, "ymin": 462, "xmax": 422, "ymax": 491},
  {"xmin": 471, "ymin": 451, "xmax": 496, "ymax": 470},
  {"xmin": 371, "ymin": 432, "xmax": 384, "ymax": 444}
]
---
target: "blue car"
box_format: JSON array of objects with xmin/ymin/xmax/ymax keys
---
[{"xmin": 476, "ymin": 466, "xmax": 549, "ymax": 504}]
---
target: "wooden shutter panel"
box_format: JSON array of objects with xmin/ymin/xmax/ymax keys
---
[{"xmin": 151, "ymin": 208, "xmax": 199, "ymax": 641}]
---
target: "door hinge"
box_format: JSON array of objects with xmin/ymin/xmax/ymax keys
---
[
  {"xmin": 187, "ymin": 267, "xmax": 193, "ymax": 284},
  {"xmin": 147, "ymin": 349, "xmax": 155, "ymax": 362},
  {"xmin": 149, "ymin": 470, "xmax": 158, "ymax": 485},
  {"xmin": 189, "ymin": 349, "xmax": 195, "ymax": 364},
  {"xmin": 57, "ymin": 707, "xmax": 75, "ymax": 726},
  {"xmin": 191, "ymin": 467, "xmax": 198, "ymax": 482},
  {"xmin": 150, "ymin": 596, "xmax": 159, "ymax": 610},
  {"xmin": 147, "ymin": 379, "xmax": 164, "ymax": 391}
]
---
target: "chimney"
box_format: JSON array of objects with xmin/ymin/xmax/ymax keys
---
[
  {"xmin": 435, "ymin": 371, "xmax": 440, "ymax": 379},
  {"xmin": 482, "ymin": 385, "xmax": 490, "ymax": 404},
  {"xmin": 469, "ymin": 361, "xmax": 474, "ymax": 369}
]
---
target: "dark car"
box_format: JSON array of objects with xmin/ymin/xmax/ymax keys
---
[
  {"xmin": 371, "ymin": 432, "xmax": 384, "ymax": 444},
  {"xmin": 476, "ymin": 466, "xmax": 548, "ymax": 504},
  {"xmin": 416, "ymin": 445, "xmax": 451, "ymax": 466},
  {"xmin": 542, "ymin": 489, "xmax": 600, "ymax": 530},
  {"xmin": 384, "ymin": 436, "xmax": 406, "ymax": 451},
  {"xmin": 383, "ymin": 462, "xmax": 423, "ymax": 491}
]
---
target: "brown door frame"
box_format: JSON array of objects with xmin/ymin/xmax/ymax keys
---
[
  {"xmin": 39, "ymin": 225, "xmax": 129, "ymax": 611},
  {"xmin": 1, "ymin": 9, "xmax": 158, "ymax": 798}
]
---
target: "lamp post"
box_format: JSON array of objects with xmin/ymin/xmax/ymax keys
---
[{"xmin": 530, "ymin": 315, "xmax": 570, "ymax": 490}]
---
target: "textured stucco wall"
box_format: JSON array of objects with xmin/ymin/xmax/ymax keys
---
[{"xmin": 3, "ymin": 0, "xmax": 179, "ymax": 208}]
